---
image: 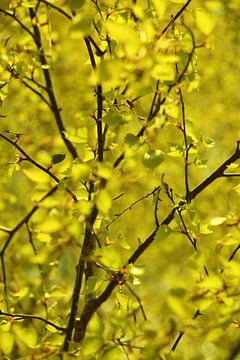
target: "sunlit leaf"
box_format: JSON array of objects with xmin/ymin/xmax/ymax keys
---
[
  {"xmin": 83, "ymin": 276, "xmax": 101, "ymax": 295},
  {"xmin": 0, "ymin": 331, "xmax": 14, "ymax": 354},
  {"xmin": 14, "ymin": 326, "xmax": 37, "ymax": 348},
  {"xmin": 81, "ymin": 335, "xmax": 103, "ymax": 356},
  {"xmin": 96, "ymin": 189, "xmax": 112, "ymax": 214},
  {"xmin": 209, "ymin": 217, "xmax": 227, "ymax": 226},
  {"xmin": 23, "ymin": 168, "xmax": 50, "ymax": 183},
  {"xmin": 195, "ymin": 9, "xmax": 216, "ymax": 35}
]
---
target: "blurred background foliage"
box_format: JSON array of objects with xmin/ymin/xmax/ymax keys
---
[{"xmin": 0, "ymin": 0, "xmax": 240, "ymax": 359}]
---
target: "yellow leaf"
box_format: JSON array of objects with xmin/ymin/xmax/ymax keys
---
[
  {"xmin": 0, "ymin": 331, "xmax": 14, "ymax": 354},
  {"xmin": 195, "ymin": 9, "xmax": 215, "ymax": 35},
  {"xmin": 23, "ymin": 168, "xmax": 50, "ymax": 183},
  {"xmin": 96, "ymin": 189, "xmax": 112, "ymax": 214}
]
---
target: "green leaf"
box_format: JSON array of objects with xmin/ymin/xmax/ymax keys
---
[
  {"xmin": 124, "ymin": 133, "xmax": 139, "ymax": 146},
  {"xmin": 70, "ymin": 13, "xmax": 92, "ymax": 35},
  {"xmin": 51, "ymin": 153, "xmax": 66, "ymax": 165},
  {"xmin": 102, "ymin": 110, "xmax": 123, "ymax": 126},
  {"xmin": 155, "ymin": 224, "xmax": 173, "ymax": 242},
  {"xmin": 142, "ymin": 149, "xmax": 165, "ymax": 169},
  {"xmin": 68, "ymin": 0, "xmax": 85, "ymax": 10},
  {"xmin": 83, "ymin": 276, "xmax": 101, "ymax": 295},
  {"xmin": 81, "ymin": 335, "xmax": 103, "ymax": 356}
]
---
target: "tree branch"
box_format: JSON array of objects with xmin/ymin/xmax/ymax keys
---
[
  {"xmin": 0, "ymin": 185, "xmax": 58, "ymax": 295},
  {"xmin": 187, "ymin": 140, "xmax": 240, "ymax": 202},
  {"xmin": 28, "ymin": 8, "xmax": 79, "ymax": 160},
  {"xmin": 160, "ymin": 0, "xmax": 193, "ymax": 37},
  {"xmin": 72, "ymin": 141, "xmax": 240, "ymax": 342},
  {"xmin": 0, "ymin": 132, "xmax": 77, "ymax": 202}
]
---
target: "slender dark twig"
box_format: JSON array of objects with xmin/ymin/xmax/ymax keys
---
[
  {"xmin": 0, "ymin": 132, "xmax": 77, "ymax": 202},
  {"xmin": 228, "ymin": 244, "xmax": 240, "ymax": 262},
  {"xmin": 106, "ymin": 187, "xmax": 161, "ymax": 229},
  {"xmin": 0, "ymin": 185, "xmax": 58, "ymax": 295},
  {"xmin": 0, "ymin": 9, "xmax": 35, "ymax": 40},
  {"xmin": 160, "ymin": 0, "xmax": 193, "ymax": 37},
  {"xmin": 187, "ymin": 140, "xmax": 240, "ymax": 202},
  {"xmin": 28, "ymin": 8, "xmax": 79, "ymax": 160},
  {"xmin": 84, "ymin": 36, "xmax": 104, "ymax": 162},
  {"xmin": 0, "ymin": 310, "xmax": 66, "ymax": 332},
  {"xmin": 171, "ymin": 331, "xmax": 184, "ymax": 352},
  {"xmin": 63, "ymin": 205, "xmax": 98, "ymax": 350},
  {"xmin": 178, "ymin": 88, "xmax": 190, "ymax": 198},
  {"xmin": 38, "ymin": 0, "xmax": 72, "ymax": 20}
]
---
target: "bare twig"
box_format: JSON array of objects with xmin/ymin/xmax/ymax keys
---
[{"xmin": 228, "ymin": 244, "xmax": 240, "ymax": 262}]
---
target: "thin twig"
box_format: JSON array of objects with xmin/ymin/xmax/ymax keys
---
[
  {"xmin": 0, "ymin": 9, "xmax": 35, "ymax": 40},
  {"xmin": 38, "ymin": 0, "xmax": 72, "ymax": 20},
  {"xmin": 160, "ymin": 0, "xmax": 193, "ymax": 37},
  {"xmin": 187, "ymin": 140, "xmax": 240, "ymax": 202},
  {"xmin": 228, "ymin": 244, "xmax": 240, "ymax": 262},
  {"xmin": 0, "ymin": 132, "xmax": 77, "ymax": 202},
  {"xmin": 84, "ymin": 36, "xmax": 104, "ymax": 162},
  {"xmin": 0, "ymin": 310, "xmax": 66, "ymax": 332},
  {"xmin": 0, "ymin": 185, "xmax": 58, "ymax": 295},
  {"xmin": 106, "ymin": 187, "xmax": 161, "ymax": 229},
  {"xmin": 28, "ymin": 8, "xmax": 79, "ymax": 160}
]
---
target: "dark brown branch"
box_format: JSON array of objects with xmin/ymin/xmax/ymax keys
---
[
  {"xmin": 0, "ymin": 132, "xmax": 77, "ymax": 202},
  {"xmin": 160, "ymin": 0, "xmax": 193, "ymax": 37},
  {"xmin": 84, "ymin": 36, "xmax": 104, "ymax": 162},
  {"xmin": 178, "ymin": 88, "xmax": 190, "ymax": 198},
  {"xmin": 187, "ymin": 140, "xmax": 240, "ymax": 202},
  {"xmin": 177, "ymin": 209, "xmax": 197, "ymax": 250},
  {"xmin": 72, "ymin": 141, "xmax": 240, "ymax": 342},
  {"xmin": 0, "ymin": 9, "xmax": 35, "ymax": 40},
  {"xmin": 106, "ymin": 186, "xmax": 161, "ymax": 229},
  {"xmin": 63, "ymin": 205, "xmax": 99, "ymax": 351},
  {"xmin": 125, "ymin": 283, "xmax": 147, "ymax": 321},
  {"xmin": 0, "ymin": 310, "xmax": 66, "ymax": 332},
  {"xmin": 29, "ymin": 8, "xmax": 79, "ymax": 160},
  {"xmin": 21, "ymin": 79, "xmax": 52, "ymax": 108},
  {"xmin": 171, "ymin": 331, "xmax": 184, "ymax": 352},
  {"xmin": 0, "ymin": 185, "xmax": 58, "ymax": 295},
  {"xmin": 228, "ymin": 244, "xmax": 240, "ymax": 262},
  {"xmin": 39, "ymin": 0, "xmax": 72, "ymax": 20},
  {"xmin": 0, "ymin": 133, "xmax": 58, "ymax": 182},
  {"xmin": 171, "ymin": 310, "xmax": 202, "ymax": 352}
]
